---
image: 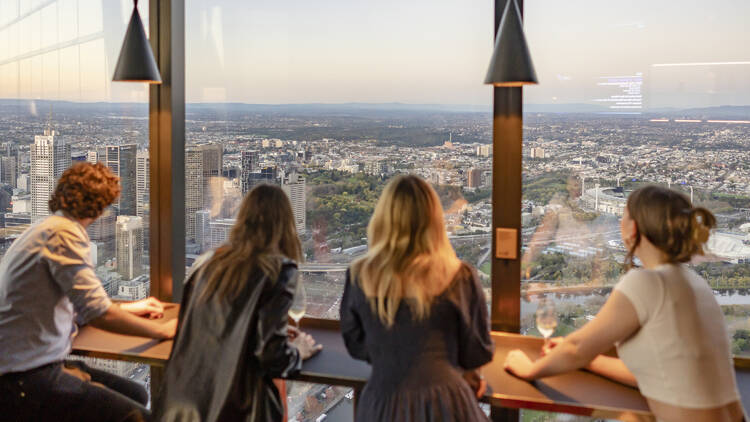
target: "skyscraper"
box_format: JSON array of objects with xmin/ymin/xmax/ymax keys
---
[
  {"xmin": 105, "ymin": 144, "xmax": 137, "ymax": 216},
  {"xmin": 0, "ymin": 142, "xmax": 19, "ymax": 188},
  {"xmin": 245, "ymin": 166, "xmax": 279, "ymax": 193},
  {"xmin": 467, "ymin": 168, "xmax": 483, "ymax": 188},
  {"xmin": 116, "ymin": 215, "xmax": 144, "ymax": 280},
  {"xmin": 30, "ymin": 129, "xmax": 71, "ymax": 222},
  {"xmin": 195, "ymin": 209, "xmax": 210, "ymax": 252},
  {"xmin": 240, "ymin": 150, "xmax": 260, "ymax": 194},
  {"xmin": 136, "ymin": 150, "xmax": 149, "ymax": 219},
  {"xmin": 88, "ymin": 207, "xmax": 116, "ymax": 263},
  {"xmin": 208, "ymin": 218, "xmax": 235, "ymax": 249},
  {"xmin": 198, "ymin": 144, "xmax": 223, "ymax": 209},
  {"xmin": 185, "ymin": 148, "xmax": 203, "ymax": 242},
  {"xmin": 281, "ymin": 171, "xmax": 306, "ymax": 234}
]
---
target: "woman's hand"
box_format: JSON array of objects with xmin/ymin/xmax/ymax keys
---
[
  {"xmin": 541, "ymin": 337, "xmax": 564, "ymax": 356},
  {"xmin": 290, "ymin": 330, "xmax": 323, "ymax": 360},
  {"xmin": 120, "ymin": 297, "xmax": 165, "ymax": 319},
  {"xmin": 462, "ymin": 370, "xmax": 487, "ymax": 399},
  {"xmin": 504, "ymin": 349, "xmax": 537, "ymax": 381}
]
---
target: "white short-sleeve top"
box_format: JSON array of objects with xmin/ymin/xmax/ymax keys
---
[{"xmin": 614, "ymin": 264, "xmax": 740, "ymax": 408}]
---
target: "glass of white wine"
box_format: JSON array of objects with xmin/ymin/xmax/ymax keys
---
[
  {"xmin": 535, "ymin": 297, "xmax": 558, "ymax": 346},
  {"xmin": 288, "ymin": 280, "xmax": 307, "ymax": 329}
]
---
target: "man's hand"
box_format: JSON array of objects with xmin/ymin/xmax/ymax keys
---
[
  {"xmin": 120, "ymin": 297, "xmax": 165, "ymax": 319},
  {"xmin": 156, "ymin": 319, "xmax": 178, "ymax": 340},
  {"xmin": 504, "ymin": 349, "xmax": 536, "ymax": 381}
]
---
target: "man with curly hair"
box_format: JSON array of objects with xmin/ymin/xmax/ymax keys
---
[{"xmin": 0, "ymin": 162, "xmax": 177, "ymax": 422}]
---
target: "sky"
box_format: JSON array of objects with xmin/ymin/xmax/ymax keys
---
[{"xmin": 0, "ymin": 0, "xmax": 749, "ymax": 109}]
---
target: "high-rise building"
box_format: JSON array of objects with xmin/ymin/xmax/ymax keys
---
[
  {"xmin": 281, "ymin": 172, "xmax": 306, "ymax": 234},
  {"xmin": 0, "ymin": 156, "xmax": 17, "ymax": 188},
  {"xmin": 116, "ymin": 216, "xmax": 144, "ymax": 280},
  {"xmin": 530, "ymin": 147, "xmax": 546, "ymax": 159},
  {"xmin": 88, "ymin": 207, "xmax": 116, "ymax": 264},
  {"xmin": 185, "ymin": 148, "xmax": 203, "ymax": 242},
  {"xmin": 208, "ymin": 218, "xmax": 235, "ymax": 249},
  {"xmin": 0, "ymin": 142, "xmax": 19, "ymax": 188},
  {"xmin": 199, "ymin": 144, "xmax": 223, "ymax": 209},
  {"xmin": 467, "ymin": 168, "xmax": 483, "ymax": 188},
  {"xmin": 86, "ymin": 150, "xmax": 98, "ymax": 164},
  {"xmin": 30, "ymin": 129, "xmax": 71, "ymax": 222},
  {"xmin": 195, "ymin": 209, "xmax": 210, "ymax": 252},
  {"xmin": 240, "ymin": 150, "xmax": 260, "ymax": 194},
  {"xmin": 105, "ymin": 145, "xmax": 137, "ymax": 216},
  {"xmin": 136, "ymin": 150, "xmax": 149, "ymax": 219},
  {"xmin": 476, "ymin": 144, "xmax": 491, "ymax": 157},
  {"xmin": 245, "ymin": 166, "xmax": 279, "ymax": 193}
]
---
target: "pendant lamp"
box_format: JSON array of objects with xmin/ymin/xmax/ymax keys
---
[
  {"xmin": 484, "ymin": 0, "xmax": 537, "ymax": 87},
  {"xmin": 113, "ymin": 0, "xmax": 162, "ymax": 83}
]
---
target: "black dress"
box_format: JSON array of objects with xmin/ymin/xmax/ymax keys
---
[
  {"xmin": 156, "ymin": 258, "xmax": 302, "ymax": 422},
  {"xmin": 340, "ymin": 262, "xmax": 494, "ymax": 422}
]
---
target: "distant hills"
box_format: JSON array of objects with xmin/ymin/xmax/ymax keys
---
[{"xmin": 1, "ymin": 99, "xmax": 748, "ymax": 119}]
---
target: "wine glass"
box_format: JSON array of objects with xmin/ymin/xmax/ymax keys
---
[
  {"xmin": 288, "ymin": 280, "xmax": 307, "ymax": 329},
  {"xmin": 535, "ymin": 297, "xmax": 558, "ymax": 346}
]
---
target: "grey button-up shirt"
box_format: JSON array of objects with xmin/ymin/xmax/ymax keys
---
[{"xmin": 0, "ymin": 212, "xmax": 112, "ymax": 374}]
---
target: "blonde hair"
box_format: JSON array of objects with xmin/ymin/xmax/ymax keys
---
[
  {"xmin": 352, "ymin": 175, "xmax": 459, "ymax": 326},
  {"xmin": 198, "ymin": 184, "xmax": 302, "ymax": 302},
  {"xmin": 625, "ymin": 185, "xmax": 715, "ymax": 268}
]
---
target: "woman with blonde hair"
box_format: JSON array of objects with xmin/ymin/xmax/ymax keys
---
[
  {"xmin": 505, "ymin": 185, "xmax": 745, "ymax": 422},
  {"xmin": 157, "ymin": 184, "xmax": 321, "ymax": 422},
  {"xmin": 340, "ymin": 174, "xmax": 493, "ymax": 422}
]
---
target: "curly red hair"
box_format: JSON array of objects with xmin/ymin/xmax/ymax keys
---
[{"xmin": 49, "ymin": 162, "xmax": 121, "ymax": 220}]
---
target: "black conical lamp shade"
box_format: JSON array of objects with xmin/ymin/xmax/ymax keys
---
[
  {"xmin": 113, "ymin": 2, "xmax": 161, "ymax": 84},
  {"xmin": 484, "ymin": 0, "xmax": 537, "ymax": 87}
]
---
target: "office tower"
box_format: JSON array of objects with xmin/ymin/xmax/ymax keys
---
[
  {"xmin": 116, "ymin": 216, "xmax": 144, "ymax": 280},
  {"xmin": 476, "ymin": 144, "xmax": 491, "ymax": 157},
  {"xmin": 30, "ymin": 129, "xmax": 71, "ymax": 222},
  {"xmin": 240, "ymin": 150, "xmax": 260, "ymax": 194},
  {"xmin": 105, "ymin": 144, "xmax": 137, "ymax": 216},
  {"xmin": 185, "ymin": 148, "xmax": 203, "ymax": 242},
  {"xmin": 136, "ymin": 150, "xmax": 149, "ymax": 219},
  {"xmin": 0, "ymin": 156, "xmax": 17, "ymax": 188},
  {"xmin": 208, "ymin": 218, "xmax": 235, "ymax": 249},
  {"xmin": 530, "ymin": 147, "xmax": 546, "ymax": 159},
  {"xmin": 0, "ymin": 142, "xmax": 18, "ymax": 188},
  {"xmin": 86, "ymin": 150, "xmax": 98, "ymax": 164},
  {"xmin": 246, "ymin": 166, "xmax": 279, "ymax": 193},
  {"xmin": 467, "ymin": 168, "xmax": 483, "ymax": 188},
  {"xmin": 16, "ymin": 174, "xmax": 29, "ymax": 192},
  {"xmin": 281, "ymin": 172, "xmax": 306, "ymax": 234},
  {"xmin": 195, "ymin": 210, "xmax": 211, "ymax": 252},
  {"xmin": 88, "ymin": 207, "xmax": 116, "ymax": 263},
  {"xmin": 198, "ymin": 144, "xmax": 223, "ymax": 209}
]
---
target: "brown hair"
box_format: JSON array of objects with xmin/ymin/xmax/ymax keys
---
[
  {"xmin": 625, "ymin": 185, "xmax": 715, "ymax": 268},
  {"xmin": 198, "ymin": 184, "xmax": 303, "ymax": 302},
  {"xmin": 49, "ymin": 162, "xmax": 120, "ymax": 220},
  {"xmin": 352, "ymin": 174, "xmax": 459, "ymax": 327}
]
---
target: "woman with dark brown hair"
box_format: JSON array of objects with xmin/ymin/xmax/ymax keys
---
[
  {"xmin": 0, "ymin": 162, "xmax": 176, "ymax": 422},
  {"xmin": 505, "ymin": 185, "xmax": 745, "ymax": 422},
  {"xmin": 157, "ymin": 184, "xmax": 321, "ymax": 422}
]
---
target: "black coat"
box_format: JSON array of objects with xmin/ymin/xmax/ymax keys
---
[{"xmin": 156, "ymin": 258, "xmax": 302, "ymax": 422}]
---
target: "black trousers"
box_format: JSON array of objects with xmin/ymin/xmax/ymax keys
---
[{"xmin": 0, "ymin": 360, "xmax": 150, "ymax": 422}]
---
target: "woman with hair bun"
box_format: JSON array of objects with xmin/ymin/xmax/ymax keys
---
[{"xmin": 504, "ymin": 185, "xmax": 745, "ymax": 422}]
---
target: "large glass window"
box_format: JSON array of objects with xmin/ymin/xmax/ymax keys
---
[
  {"xmin": 0, "ymin": 0, "xmax": 152, "ymax": 393},
  {"xmin": 522, "ymin": 0, "xmax": 750, "ymax": 351},
  {"xmin": 185, "ymin": 0, "xmax": 492, "ymax": 419}
]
